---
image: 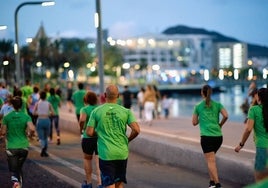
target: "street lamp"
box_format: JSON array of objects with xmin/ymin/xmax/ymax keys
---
[
  {"xmin": 14, "ymin": 1, "xmax": 55, "ymax": 86},
  {"xmin": 95, "ymin": 0, "xmax": 104, "ymax": 94}
]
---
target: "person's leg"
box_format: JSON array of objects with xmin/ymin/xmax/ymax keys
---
[
  {"xmin": 84, "ymin": 154, "xmax": 93, "ymax": 184},
  {"xmin": 6, "ymin": 149, "xmax": 20, "ymax": 182},
  {"xmin": 49, "ymin": 116, "xmax": 53, "ymax": 141},
  {"xmin": 204, "ymin": 152, "xmax": 219, "ymax": 184},
  {"xmin": 36, "ymin": 119, "xmax": 46, "ymax": 151},
  {"xmin": 254, "ymin": 148, "xmax": 268, "ymax": 181},
  {"xmin": 95, "ymin": 155, "xmax": 102, "ymax": 187},
  {"xmin": 54, "ymin": 115, "xmax": 60, "ymax": 145}
]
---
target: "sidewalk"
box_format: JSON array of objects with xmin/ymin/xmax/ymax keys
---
[{"xmin": 59, "ymin": 104, "xmax": 255, "ymax": 185}]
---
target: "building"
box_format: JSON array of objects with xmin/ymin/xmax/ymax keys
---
[{"xmin": 109, "ymin": 33, "xmax": 247, "ymax": 85}]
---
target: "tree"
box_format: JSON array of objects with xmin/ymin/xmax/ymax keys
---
[
  {"xmin": 0, "ymin": 39, "xmax": 15, "ymax": 84},
  {"xmin": 103, "ymin": 45, "xmax": 124, "ymax": 76}
]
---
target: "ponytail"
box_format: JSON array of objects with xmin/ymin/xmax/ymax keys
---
[
  {"xmin": 258, "ymin": 88, "xmax": 268, "ymax": 132},
  {"xmin": 202, "ymin": 85, "xmax": 212, "ymax": 107}
]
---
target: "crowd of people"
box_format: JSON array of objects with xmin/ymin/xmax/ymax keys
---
[{"xmin": 0, "ymin": 79, "xmax": 268, "ymax": 188}]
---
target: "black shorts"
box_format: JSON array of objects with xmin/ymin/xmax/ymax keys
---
[
  {"xmin": 200, "ymin": 136, "xmax": 223, "ymax": 153},
  {"xmin": 81, "ymin": 137, "xmax": 98, "ymax": 155},
  {"xmin": 99, "ymin": 159, "xmax": 127, "ymax": 186}
]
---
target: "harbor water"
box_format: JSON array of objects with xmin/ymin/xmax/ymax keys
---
[{"xmin": 156, "ymin": 84, "xmax": 267, "ymax": 123}]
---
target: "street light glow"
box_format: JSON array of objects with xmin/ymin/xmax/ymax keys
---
[
  {"xmin": 42, "ymin": 1, "xmax": 55, "ymax": 6},
  {"xmin": 0, "ymin": 25, "xmax": 7, "ymax": 30}
]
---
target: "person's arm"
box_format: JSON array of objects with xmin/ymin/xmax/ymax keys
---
[
  {"xmin": 234, "ymin": 119, "xmax": 254, "ymax": 152},
  {"xmin": 86, "ymin": 126, "xmax": 95, "ymax": 137},
  {"xmin": 128, "ymin": 122, "xmax": 140, "ymax": 142},
  {"xmin": 219, "ymin": 108, "xmax": 228, "ymax": 128},
  {"xmin": 49, "ymin": 103, "xmax": 55, "ymax": 116},
  {"xmin": 27, "ymin": 121, "xmax": 35, "ymax": 137},
  {"xmin": 79, "ymin": 113, "xmax": 87, "ymax": 134},
  {"xmin": 192, "ymin": 114, "xmax": 199, "ymax": 126},
  {"xmin": 1, "ymin": 124, "xmax": 7, "ymax": 137}
]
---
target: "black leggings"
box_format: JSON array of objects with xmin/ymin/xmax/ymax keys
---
[{"xmin": 6, "ymin": 148, "xmax": 28, "ymax": 183}]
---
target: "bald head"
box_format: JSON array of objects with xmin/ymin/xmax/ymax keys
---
[{"xmin": 105, "ymin": 85, "xmax": 119, "ymax": 101}]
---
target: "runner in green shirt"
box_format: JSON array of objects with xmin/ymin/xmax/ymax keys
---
[
  {"xmin": 1, "ymin": 96, "xmax": 35, "ymax": 188},
  {"xmin": 192, "ymin": 84, "xmax": 228, "ymax": 188},
  {"xmin": 72, "ymin": 82, "xmax": 86, "ymax": 121},
  {"xmin": 20, "ymin": 79, "xmax": 33, "ymax": 101},
  {"xmin": 86, "ymin": 84, "xmax": 140, "ymax": 188},
  {"xmin": 79, "ymin": 91, "xmax": 102, "ymax": 188},
  {"xmin": 235, "ymin": 88, "xmax": 268, "ymax": 183},
  {"xmin": 47, "ymin": 87, "xmax": 61, "ymax": 145}
]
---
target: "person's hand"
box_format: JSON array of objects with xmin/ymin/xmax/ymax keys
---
[{"xmin": 235, "ymin": 143, "xmax": 243, "ymax": 152}]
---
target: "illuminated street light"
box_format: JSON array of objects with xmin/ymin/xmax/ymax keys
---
[
  {"xmin": 14, "ymin": 1, "xmax": 55, "ymax": 86},
  {"xmin": 0, "ymin": 25, "xmax": 7, "ymax": 30}
]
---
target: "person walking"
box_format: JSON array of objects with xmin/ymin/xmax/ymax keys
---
[
  {"xmin": 27, "ymin": 86, "xmax": 40, "ymax": 126},
  {"xmin": 66, "ymin": 82, "xmax": 74, "ymax": 113},
  {"xmin": 235, "ymin": 88, "xmax": 268, "ymax": 182},
  {"xmin": 192, "ymin": 84, "xmax": 228, "ymax": 188},
  {"xmin": 34, "ymin": 91, "xmax": 54, "ymax": 157},
  {"xmin": 137, "ymin": 87, "xmax": 145, "ymax": 120},
  {"xmin": 153, "ymin": 85, "xmax": 161, "ymax": 119},
  {"xmin": 122, "ymin": 85, "xmax": 132, "ymax": 109},
  {"xmin": 86, "ymin": 84, "xmax": 140, "ymax": 188},
  {"xmin": 47, "ymin": 87, "xmax": 61, "ymax": 145},
  {"xmin": 161, "ymin": 94, "xmax": 172, "ymax": 119},
  {"xmin": 143, "ymin": 85, "xmax": 156, "ymax": 126},
  {"xmin": 1, "ymin": 96, "xmax": 35, "ymax": 188},
  {"xmin": 79, "ymin": 91, "xmax": 102, "ymax": 188},
  {"xmin": 72, "ymin": 82, "xmax": 86, "ymax": 121}
]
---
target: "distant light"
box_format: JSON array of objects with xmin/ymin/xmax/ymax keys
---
[
  {"xmin": 0, "ymin": 25, "xmax": 7, "ymax": 30},
  {"xmin": 64, "ymin": 62, "xmax": 70, "ymax": 68},
  {"xmin": 36, "ymin": 61, "xmax": 42, "ymax": 67},
  {"xmin": 204, "ymin": 69, "xmax": 209, "ymax": 81},
  {"xmin": 3, "ymin": 60, "xmax": 9, "ymax": 66},
  {"xmin": 26, "ymin": 38, "xmax": 33, "ymax": 43},
  {"xmin": 247, "ymin": 60, "xmax": 253, "ymax": 66},
  {"xmin": 14, "ymin": 44, "xmax": 18, "ymax": 54},
  {"xmin": 42, "ymin": 1, "xmax": 55, "ymax": 6},
  {"xmin": 168, "ymin": 40, "xmax": 173, "ymax": 46},
  {"xmin": 122, "ymin": 63, "xmax": 130, "ymax": 69},
  {"xmin": 234, "ymin": 69, "xmax": 239, "ymax": 80},
  {"xmin": 152, "ymin": 64, "xmax": 160, "ymax": 71},
  {"xmin": 248, "ymin": 68, "xmax": 253, "ymax": 80},
  {"xmin": 263, "ymin": 68, "xmax": 267, "ymax": 79},
  {"xmin": 68, "ymin": 70, "xmax": 74, "ymax": 80},
  {"xmin": 94, "ymin": 13, "xmax": 99, "ymax": 28},
  {"xmin": 219, "ymin": 69, "xmax": 224, "ymax": 80}
]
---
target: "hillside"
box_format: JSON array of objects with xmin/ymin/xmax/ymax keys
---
[{"xmin": 162, "ymin": 25, "xmax": 268, "ymax": 58}]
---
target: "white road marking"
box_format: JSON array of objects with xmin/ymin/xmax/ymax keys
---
[{"xmin": 29, "ymin": 145, "xmax": 97, "ymax": 187}]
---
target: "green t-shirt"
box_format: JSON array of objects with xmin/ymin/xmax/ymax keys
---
[
  {"xmin": 72, "ymin": 89, "xmax": 86, "ymax": 114},
  {"xmin": 47, "ymin": 94, "xmax": 61, "ymax": 115},
  {"xmin": 193, "ymin": 100, "xmax": 224, "ymax": 136},
  {"xmin": 87, "ymin": 103, "xmax": 136, "ymax": 160},
  {"xmin": 21, "ymin": 96, "xmax": 28, "ymax": 114},
  {"xmin": 21, "ymin": 85, "xmax": 33, "ymax": 100},
  {"xmin": 3, "ymin": 111, "xmax": 32, "ymax": 149},
  {"xmin": 80, "ymin": 104, "xmax": 98, "ymax": 138},
  {"xmin": 248, "ymin": 105, "xmax": 268, "ymax": 148}
]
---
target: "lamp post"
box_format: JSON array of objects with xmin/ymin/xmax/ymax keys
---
[
  {"xmin": 14, "ymin": 1, "xmax": 55, "ymax": 86},
  {"xmin": 95, "ymin": 0, "xmax": 104, "ymax": 94}
]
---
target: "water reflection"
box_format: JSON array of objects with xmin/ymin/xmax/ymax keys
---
[{"xmin": 170, "ymin": 85, "xmax": 250, "ymax": 123}]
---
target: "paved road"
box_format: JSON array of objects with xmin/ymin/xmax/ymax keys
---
[{"xmin": 0, "ymin": 130, "xmax": 243, "ymax": 188}]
